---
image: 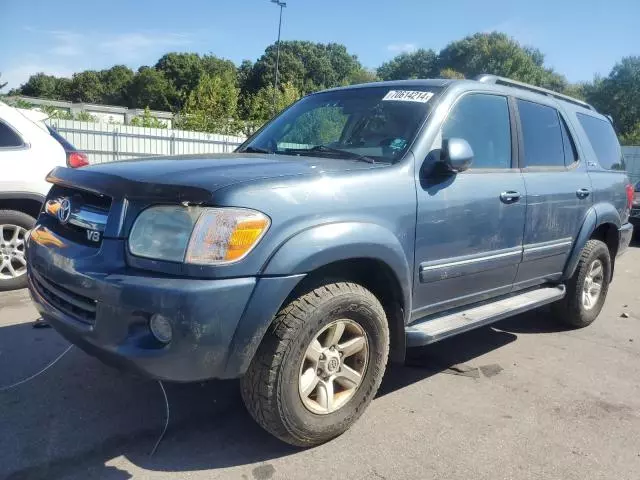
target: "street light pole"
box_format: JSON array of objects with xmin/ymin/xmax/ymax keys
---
[{"xmin": 271, "ymin": 0, "xmax": 286, "ymax": 114}]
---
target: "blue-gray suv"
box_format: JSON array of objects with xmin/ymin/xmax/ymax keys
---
[{"xmin": 26, "ymin": 75, "xmax": 634, "ymax": 447}]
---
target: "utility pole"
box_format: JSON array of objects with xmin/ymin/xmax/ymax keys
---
[{"xmin": 270, "ymin": 0, "xmax": 287, "ymax": 114}]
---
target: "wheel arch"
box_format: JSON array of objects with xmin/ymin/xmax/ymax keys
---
[
  {"xmin": 0, "ymin": 192, "xmax": 45, "ymax": 220},
  {"xmin": 563, "ymin": 204, "xmax": 621, "ymax": 281}
]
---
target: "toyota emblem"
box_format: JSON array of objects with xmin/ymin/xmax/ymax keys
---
[{"xmin": 57, "ymin": 198, "xmax": 72, "ymax": 224}]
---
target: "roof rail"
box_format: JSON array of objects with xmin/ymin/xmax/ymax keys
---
[{"xmin": 475, "ymin": 74, "xmax": 594, "ymax": 110}]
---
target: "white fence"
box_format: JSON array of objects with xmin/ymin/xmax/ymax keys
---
[
  {"xmin": 46, "ymin": 119, "xmax": 246, "ymax": 164},
  {"xmin": 623, "ymin": 146, "xmax": 640, "ymax": 184}
]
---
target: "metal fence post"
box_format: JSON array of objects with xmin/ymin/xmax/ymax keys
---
[
  {"xmin": 170, "ymin": 134, "xmax": 176, "ymax": 156},
  {"xmin": 112, "ymin": 128, "xmax": 119, "ymax": 162}
]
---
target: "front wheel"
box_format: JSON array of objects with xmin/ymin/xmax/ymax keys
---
[
  {"xmin": 240, "ymin": 282, "xmax": 389, "ymax": 447},
  {"xmin": 553, "ymin": 239, "xmax": 611, "ymax": 328},
  {"xmin": 0, "ymin": 210, "xmax": 34, "ymax": 291}
]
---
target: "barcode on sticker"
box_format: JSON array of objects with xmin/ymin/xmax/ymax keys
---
[{"xmin": 382, "ymin": 90, "xmax": 434, "ymax": 103}]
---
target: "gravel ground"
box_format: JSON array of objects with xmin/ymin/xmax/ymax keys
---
[{"xmin": 1, "ymin": 244, "xmax": 639, "ymax": 480}]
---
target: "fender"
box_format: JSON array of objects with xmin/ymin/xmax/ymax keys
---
[
  {"xmin": 563, "ymin": 203, "xmax": 621, "ymax": 279},
  {"xmin": 0, "ymin": 191, "xmax": 46, "ymax": 203},
  {"xmin": 263, "ymin": 221, "xmax": 413, "ymax": 322}
]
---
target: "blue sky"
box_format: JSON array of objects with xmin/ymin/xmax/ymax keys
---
[{"xmin": 1, "ymin": 0, "xmax": 638, "ymax": 90}]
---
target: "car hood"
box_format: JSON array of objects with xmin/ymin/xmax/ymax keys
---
[{"xmin": 46, "ymin": 153, "xmax": 377, "ymax": 203}]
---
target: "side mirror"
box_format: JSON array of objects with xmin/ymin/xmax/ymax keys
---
[{"xmin": 440, "ymin": 138, "xmax": 473, "ymax": 173}]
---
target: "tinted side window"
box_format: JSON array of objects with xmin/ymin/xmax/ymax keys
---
[
  {"xmin": 517, "ymin": 100, "xmax": 565, "ymax": 167},
  {"xmin": 442, "ymin": 94, "xmax": 511, "ymax": 169},
  {"xmin": 577, "ymin": 113, "xmax": 625, "ymax": 170},
  {"xmin": 0, "ymin": 121, "xmax": 23, "ymax": 148}
]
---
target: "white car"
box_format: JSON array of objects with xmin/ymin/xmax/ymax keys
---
[{"xmin": 0, "ymin": 101, "xmax": 88, "ymax": 290}]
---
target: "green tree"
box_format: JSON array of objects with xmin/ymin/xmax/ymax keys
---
[
  {"xmin": 619, "ymin": 123, "xmax": 640, "ymax": 146},
  {"xmin": 242, "ymin": 82, "xmax": 300, "ymax": 135},
  {"xmin": 437, "ymin": 32, "xmax": 567, "ymax": 91},
  {"xmin": 100, "ymin": 65, "xmax": 134, "ymax": 105},
  {"xmin": 585, "ymin": 56, "xmax": 640, "ymax": 138},
  {"xmin": 178, "ymin": 73, "xmax": 240, "ymax": 134},
  {"xmin": 69, "ymin": 71, "xmax": 104, "ymax": 103},
  {"xmin": 378, "ymin": 49, "xmax": 438, "ymax": 80},
  {"xmin": 130, "ymin": 106, "xmax": 168, "ymax": 128},
  {"xmin": 18, "ymin": 73, "xmax": 70, "ymax": 99},
  {"xmin": 0, "ymin": 72, "xmax": 7, "ymax": 91},
  {"xmin": 127, "ymin": 67, "xmax": 175, "ymax": 111},
  {"xmin": 438, "ymin": 68, "xmax": 465, "ymax": 79},
  {"xmin": 249, "ymin": 41, "xmax": 366, "ymax": 95},
  {"xmin": 155, "ymin": 52, "xmax": 205, "ymax": 108}
]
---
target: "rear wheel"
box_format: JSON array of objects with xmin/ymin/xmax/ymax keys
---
[
  {"xmin": 553, "ymin": 239, "xmax": 611, "ymax": 328},
  {"xmin": 241, "ymin": 282, "xmax": 389, "ymax": 447},
  {"xmin": 0, "ymin": 210, "xmax": 34, "ymax": 291}
]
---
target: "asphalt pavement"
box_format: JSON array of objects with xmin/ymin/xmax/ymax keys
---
[{"xmin": 1, "ymin": 245, "xmax": 639, "ymax": 480}]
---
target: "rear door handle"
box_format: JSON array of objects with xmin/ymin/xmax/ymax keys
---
[
  {"xmin": 500, "ymin": 191, "xmax": 521, "ymax": 204},
  {"xmin": 576, "ymin": 188, "xmax": 591, "ymax": 199}
]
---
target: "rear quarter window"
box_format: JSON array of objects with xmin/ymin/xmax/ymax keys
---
[
  {"xmin": 0, "ymin": 120, "xmax": 24, "ymax": 148},
  {"xmin": 576, "ymin": 113, "xmax": 625, "ymax": 170}
]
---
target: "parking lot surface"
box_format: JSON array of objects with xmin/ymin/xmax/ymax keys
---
[{"xmin": 1, "ymin": 245, "xmax": 639, "ymax": 480}]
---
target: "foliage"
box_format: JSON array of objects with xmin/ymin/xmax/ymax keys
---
[
  {"xmin": 40, "ymin": 105, "xmax": 74, "ymax": 120},
  {"xmin": 619, "ymin": 123, "xmax": 640, "ymax": 146},
  {"xmin": 74, "ymin": 111, "xmax": 98, "ymax": 122},
  {"xmin": 7, "ymin": 34, "xmax": 640, "ymax": 141},
  {"xmin": 585, "ymin": 56, "xmax": 640, "ymax": 139},
  {"xmin": 130, "ymin": 106, "xmax": 168, "ymax": 129},
  {"xmin": 438, "ymin": 68, "xmax": 465, "ymax": 79},
  {"xmin": 68, "ymin": 71, "xmax": 104, "ymax": 103},
  {"xmin": 100, "ymin": 65, "xmax": 134, "ymax": 105},
  {"xmin": 127, "ymin": 67, "xmax": 175, "ymax": 111},
  {"xmin": 17, "ymin": 73, "xmax": 70, "ymax": 99},
  {"xmin": 177, "ymin": 73, "xmax": 240, "ymax": 135},
  {"xmin": 247, "ymin": 41, "xmax": 366, "ymax": 95},
  {"xmin": 378, "ymin": 49, "xmax": 438, "ymax": 80},
  {"xmin": 0, "ymin": 72, "xmax": 7, "ymax": 91},
  {"xmin": 241, "ymin": 82, "xmax": 301, "ymax": 135}
]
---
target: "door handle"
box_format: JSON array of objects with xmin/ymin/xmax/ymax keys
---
[
  {"xmin": 500, "ymin": 191, "xmax": 521, "ymax": 204},
  {"xmin": 576, "ymin": 188, "xmax": 591, "ymax": 199}
]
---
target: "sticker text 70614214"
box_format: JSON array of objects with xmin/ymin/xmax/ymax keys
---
[{"xmin": 382, "ymin": 90, "xmax": 434, "ymax": 103}]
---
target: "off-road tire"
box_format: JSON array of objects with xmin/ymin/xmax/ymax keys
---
[
  {"xmin": 240, "ymin": 282, "xmax": 389, "ymax": 447},
  {"xmin": 0, "ymin": 210, "xmax": 35, "ymax": 291},
  {"xmin": 553, "ymin": 239, "xmax": 611, "ymax": 328}
]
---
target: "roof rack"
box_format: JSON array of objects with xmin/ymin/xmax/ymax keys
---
[{"xmin": 475, "ymin": 74, "xmax": 594, "ymax": 110}]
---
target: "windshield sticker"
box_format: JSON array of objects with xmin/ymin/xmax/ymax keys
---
[{"xmin": 382, "ymin": 90, "xmax": 434, "ymax": 103}]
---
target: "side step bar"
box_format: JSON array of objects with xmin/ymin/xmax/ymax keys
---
[{"xmin": 406, "ymin": 285, "xmax": 566, "ymax": 347}]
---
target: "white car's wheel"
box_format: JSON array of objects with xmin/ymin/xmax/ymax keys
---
[{"xmin": 0, "ymin": 210, "xmax": 35, "ymax": 291}]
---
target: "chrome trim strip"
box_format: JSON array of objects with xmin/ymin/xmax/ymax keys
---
[
  {"xmin": 419, "ymin": 246, "xmax": 522, "ymax": 284},
  {"xmin": 420, "ymin": 248, "xmax": 522, "ymax": 271},
  {"xmin": 522, "ymin": 238, "xmax": 572, "ymax": 262},
  {"xmin": 46, "ymin": 199, "xmax": 108, "ymax": 232},
  {"xmin": 68, "ymin": 207, "xmax": 108, "ymax": 232}
]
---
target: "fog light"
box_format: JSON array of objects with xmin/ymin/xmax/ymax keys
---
[{"xmin": 150, "ymin": 314, "xmax": 173, "ymax": 343}]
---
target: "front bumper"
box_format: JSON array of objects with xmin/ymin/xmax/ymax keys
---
[{"xmin": 26, "ymin": 226, "xmax": 304, "ymax": 382}]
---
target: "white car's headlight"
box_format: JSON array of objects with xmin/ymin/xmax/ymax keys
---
[{"xmin": 128, "ymin": 206, "xmax": 270, "ymax": 265}]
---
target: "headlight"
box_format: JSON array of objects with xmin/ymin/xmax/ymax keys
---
[{"xmin": 128, "ymin": 206, "xmax": 270, "ymax": 265}]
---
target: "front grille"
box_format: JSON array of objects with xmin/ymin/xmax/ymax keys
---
[
  {"xmin": 44, "ymin": 185, "xmax": 112, "ymax": 247},
  {"xmin": 48, "ymin": 185, "xmax": 112, "ymax": 211},
  {"xmin": 32, "ymin": 271, "xmax": 96, "ymax": 325}
]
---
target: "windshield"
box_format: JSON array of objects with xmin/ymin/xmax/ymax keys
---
[{"xmin": 239, "ymin": 86, "xmax": 441, "ymax": 163}]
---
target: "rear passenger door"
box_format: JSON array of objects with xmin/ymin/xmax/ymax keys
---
[{"xmin": 514, "ymin": 99, "xmax": 592, "ymax": 289}]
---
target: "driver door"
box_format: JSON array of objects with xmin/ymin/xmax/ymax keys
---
[{"xmin": 411, "ymin": 93, "xmax": 526, "ymax": 320}]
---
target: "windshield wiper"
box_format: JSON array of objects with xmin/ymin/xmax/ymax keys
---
[
  {"xmin": 241, "ymin": 146, "xmax": 272, "ymax": 154},
  {"xmin": 285, "ymin": 145, "xmax": 376, "ymax": 164}
]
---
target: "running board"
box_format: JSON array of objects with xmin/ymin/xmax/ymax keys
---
[{"xmin": 406, "ymin": 285, "xmax": 566, "ymax": 347}]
